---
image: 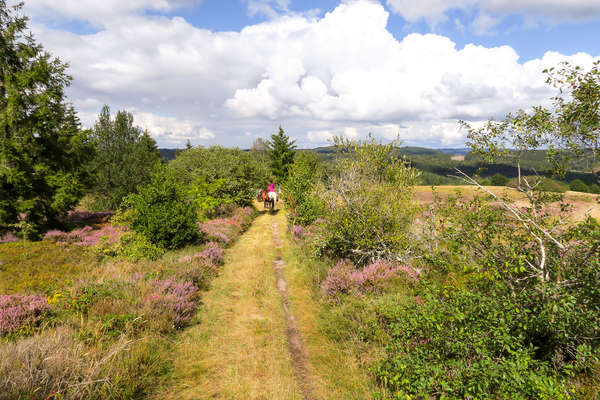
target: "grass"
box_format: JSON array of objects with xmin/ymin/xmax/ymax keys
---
[
  {"xmin": 278, "ymin": 210, "xmax": 375, "ymax": 399},
  {"xmin": 1, "ymin": 207, "xmax": 257, "ymax": 399},
  {"xmin": 158, "ymin": 209, "xmax": 302, "ymax": 400},
  {"xmin": 415, "ymin": 185, "xmax": 600, "ymax": 220},
  {"xmin": 0, "ymin": 240, "xmax": 96, "ymax": 295}
]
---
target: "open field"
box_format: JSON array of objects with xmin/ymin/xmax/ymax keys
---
[{"xmin": 414, "ymin": 185, "xmax": 600, "ymax": 221}]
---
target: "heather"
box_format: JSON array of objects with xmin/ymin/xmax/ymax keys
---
[
  {"xmin": 198, "ymin": 207, "xmax": 255, "ymax": 245},
  {"xmin": 0, "ymin": 204, "xmax": 256, "ymax": 399},
  {"xmin": 0, "ymin": 294, "xmax": 51, "ymax": 336},
  {"xmin": 44, "ymin": 224, "xmax": 126, "ymax": 246},
  {"xmin": 321, "ymin": 260, "xmax": 418, "ymax": 302}
]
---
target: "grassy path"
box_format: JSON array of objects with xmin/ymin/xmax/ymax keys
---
[{"xmin": 159, "ymin": 206, "xmax": 372, "ymax": 399}]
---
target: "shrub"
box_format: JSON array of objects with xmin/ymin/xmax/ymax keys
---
[
  {"xmin": 373, "ymin": 287, "xmax": 571, "ymax": 399},
  {"xmin": 316, "ymin": 136, "xmax": 420, "ymax": 265},
  {"xmin": 0, "ymin": 232, "xmax": 18, "ymax": 243},
  {"xmin": 44, "ymin": 224, "xmax": 126, "ymax": 246},
  {"xmin": 283, "ymin": 152, "xmax": 324, "ymax": 226},
  {"xmin": 168, "ymin": 146, "xmax": 270, "ymax": 206},
  {"xmin": 0, "ymin": 294, "xmax": 51, "ymax": 336},
  {"xmin": 321, "ymin": 259, "xmax": 417, "ymax": 302},
  {"xmin": 123, "ymin": 166, "xmax": 198, "ymax": 249},
  {"xmin": 179, "ymin": 242, "xmax": 224, "ymax": 266},
  {"xmin": 569, "ymin": 178, "xmax": 590, "ymax": 193},
  {"xmin": 490, "ymin": 172, "xmax": 509, "ymax": 186},
  {"xmin": 100, "ymin": 231, "xmax": 165, "ymax": 261},
  {"xmin": 146, "ymin": 278, "xmax": 198, "ymax": 328}
]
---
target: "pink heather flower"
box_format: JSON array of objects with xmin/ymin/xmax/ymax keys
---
[
  {"xmin": 43, "ymin": 225, "xmax": 126, "ymax": 246},
  {"xmin": 0, "ymin": 294, "xmax": 51, "ymax": 335},
  {"xmin": 179, "ymin": 255, "xmax": 193, "ymax": 264},
  {"xmin": 197, "ymin": 242, "xmax": 223, "ymax": 265},
  {"xmin": 293, "ymin": 225, "xmax": 305, "ymax": 239},
  {"xmin": 0, "ymin": 232, "xmax": 19, "ymax": 244},
  {"xmin": 321, "ymin": 259, "xmax": 419, "ymax": 302},
  {"xmin": 148, "ymin": 278, "xmax": 199, "ymax": 328}
]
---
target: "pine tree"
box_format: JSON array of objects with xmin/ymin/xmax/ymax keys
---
[
  {"xmin": 0, "ymin": 1, "xmax": 93, "ymax": 236},
  {"xmin": 88, "ymin": 105, "xmax": 161, "ymax": 210},
  {"xmin": 267, "ymin": 126, "xmax": 296, "ymax": 182}
]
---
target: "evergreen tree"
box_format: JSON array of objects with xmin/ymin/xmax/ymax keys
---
[
  {"xmin": 0, "ymin": 2, "xmax": 93, "ymax": 237},
  {"xmin": 88, "ymin": 105, "xmax": 161, "ymax": 210},
  {"xmin": 267, "ymin": 126, "xmax": 296, "ymax": 182}
]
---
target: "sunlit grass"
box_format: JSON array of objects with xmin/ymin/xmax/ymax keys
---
[
  {"xmin": 159, "ymin": 210, "xmax": 302, "ymax": 400},
  {"xmin": 0, "ymin": 240, "xmax": 97, "ymax": 295}
]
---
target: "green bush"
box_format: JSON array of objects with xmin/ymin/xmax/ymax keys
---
[
  {"xmin": 168, "ymin": 146, "xmax": 270, "ymax": 206},
  {"xmin": 316, "ymin": 136, "xmax": 420, "ymax": 265},
  {"xmin": 490, "ymin": 172, "xmax": 509, "ymax": 186},
  {"xmin": 283, "ymin": 152, "xmax": 324, "ymax": 226},
  {"xmin": 94, "ymin": 231, "xmax": 165, "ymax": 261},
  {"xmin": 373, "ymin": 287, "xmax": 571, "ymax": 399},
  {"xmin": 123, "ymin": 166, "xmax": 199, "ymax": 249},
  {"xmin": 589, "ymin": 183, "xmax": 600, "ymax": 194},
  {"xmin": 569, "ymin": 178, "xmax": 590, "ymax": 193},
  {"xmin": 539, "ymin": 178, "xmax": 569, "ymax": 193}
]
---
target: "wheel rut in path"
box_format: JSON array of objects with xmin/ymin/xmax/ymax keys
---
[{"xmin": 272, "ymin": 222, "xmax": 317, "ymax": 400}]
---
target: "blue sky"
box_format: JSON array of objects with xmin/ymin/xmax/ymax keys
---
[{"xmin": 19, "ymin": 0, "xmax": 600, "ymax": 148}]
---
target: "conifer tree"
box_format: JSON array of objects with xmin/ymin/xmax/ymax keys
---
[
  {"xmin": 0, "ymin": 1, "xmax": 93, "ymax": 236},
  {"xmin": 88, "ymin": 105, "xmax": 161, "ymax": 210},
  {"xmin": 267, "ymin": 126, "xmax": 296, "ymax": 182}
]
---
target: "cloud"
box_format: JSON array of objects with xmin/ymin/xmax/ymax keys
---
[
  {"xmin": 246, "ymin": 0, "xmax": 291, "ymax": 19},
  {"xmin": 18, "ymin": 0, "xmax": 599, "ymax": 148},
  {"xmin": 385, "ymin": 0, "xmax": 600, "ymax": 31},
  {"xmin": 21, "ymin": 0, "xmax": 200, "ymax": 27}
]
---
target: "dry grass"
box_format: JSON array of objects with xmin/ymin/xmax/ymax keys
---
[
  {"xmin": 158, "ymin": 210, "xmax": 302, "ymax": 400},
  {"xmin": 276, "ymin": 210, "xmax": 375, "ymax": 400},
  {"xmin": 415, "ymin": 185, "xmax": 600, "ymax": 221}
]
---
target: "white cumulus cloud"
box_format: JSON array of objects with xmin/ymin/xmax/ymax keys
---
[{"xmin": 15, "ymin": 0, "xmax": 599, "ymax": 148}]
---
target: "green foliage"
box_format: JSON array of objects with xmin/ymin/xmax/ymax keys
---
[
  {"xmin": 589, "ymin": 183, "xmax": 600, "ymax": 194},
  {"xmin": 268, "ymin": 126, "xmax": 296, "ymax": 182},
  {"xmin": 168, "ymin": 146, "xmax": 269, "ymax": 206},
  {"xmin": 373, "ymin": 287, "xmax": 572, "ymax": 399},
  {"xmin": 569, "ymin": 178, "xmax": 590, "ymax": 193},
  {"xmin": 123, "ymin": 166, "xmax": 198, "ymax": 249},
  {"xmin": 0, "ymin": 2, "xmax": 93, "ymax": 236},
  {"xmin": 187, "ymin": 177, "xmax": 224, "ymax": 220},
  {"xmin": 463, "ymin": 61, "xmax": 600, "ymax": 185},
  {"xmin": 283, "ymin": 152, "xmax": 324, "ymax": 226},
  {"xmin": 538, "ymin": 178, "xmax": 569, "ymax": 193},
  {"xmin": 88, "ymin": 105, "xmax": 161, "ymax": 210},
  {"xmin": 490, "ymin": 172, "xmax": 509, "ymax": 186},
  {"xmin": 93, "ymin": 231, "xmax": 164, "ymax": 261},
  {"xmin": 316, "ymin": 135, "xmax": 420, "ymax": 265}
]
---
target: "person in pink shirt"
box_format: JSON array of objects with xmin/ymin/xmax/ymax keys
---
[{"xmin": 268, "ymin": 181, "xmax": 275, "ymax": 193}]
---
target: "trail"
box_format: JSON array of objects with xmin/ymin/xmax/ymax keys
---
[
  {"xmin": 159, "ymin": 207, "xmax": 316, "ymax": 400},
  {"xmin": 272, "ymin": 222, "xmax": 316, "ymax": 400}
]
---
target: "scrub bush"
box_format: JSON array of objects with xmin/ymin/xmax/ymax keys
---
[{"xmin": 123, "ymin": 166, "xmax": 198, "ymax": 249}]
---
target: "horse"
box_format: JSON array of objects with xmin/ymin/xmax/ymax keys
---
[{"xmin": 263, "ymin": 190, "xmax": 277, "ymax": 210}]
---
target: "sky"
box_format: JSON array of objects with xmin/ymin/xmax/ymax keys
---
[{"xmin": 14, "ymin": 0, "xmax": 600, "ymax": 148}]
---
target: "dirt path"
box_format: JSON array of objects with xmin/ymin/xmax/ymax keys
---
[
  {"xmin": 272, "ymin": 222, "xmax": 316, "ymax": 400},
  {"xmin": 158, "ymin": 208, "xmax": 314, "ymax": 400}
]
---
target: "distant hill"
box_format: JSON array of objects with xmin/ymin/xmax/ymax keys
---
[{"xmin": 159, "ymin": 148, "xmax": 179, "ymax": 162}]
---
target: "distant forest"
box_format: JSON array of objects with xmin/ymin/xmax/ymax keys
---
[{"xmin": 160, "ymin": 146, "xmax": 600, "ymax": 193}]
